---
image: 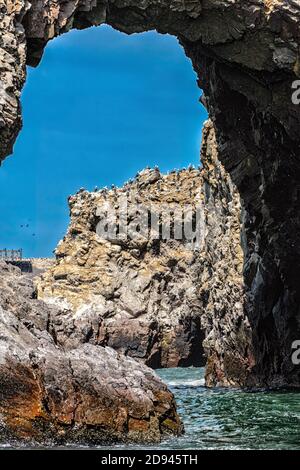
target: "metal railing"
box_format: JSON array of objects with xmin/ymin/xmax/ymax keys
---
[{"xmin": 0, "ymin": 249, "xmax": 23, "ymax": 261}]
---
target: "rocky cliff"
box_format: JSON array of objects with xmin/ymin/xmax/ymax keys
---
[
  {"xmin": 1, "ymin": 1, "xmax": 300, "ymax": 388},
  {"xmin": 0, "ymin": 261, "xmax": 182, "ymax": 445},
  {"xmin": 37, "ymin": 120, "xmax": 250, "ymax": 387},
  {"xmin": 38, "ymin": 165, "xmax": 206, "ymax": 368},
  {"xmin": 199, "ymin": 121, "xmax": 254, "ymax": 387}
]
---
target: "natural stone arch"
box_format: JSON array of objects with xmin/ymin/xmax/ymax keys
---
[{"xmin": 1, "ymin": 1, "xmax": 300, "ymax": 387}]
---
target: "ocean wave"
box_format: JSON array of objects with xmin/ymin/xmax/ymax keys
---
[{"xmin": 167, "ymin": 378, "xmax": 205, "ymax": 388}]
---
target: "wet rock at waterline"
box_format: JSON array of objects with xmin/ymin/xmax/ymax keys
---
[{"xmin": 0, "ymin": 262, "xmax": 182, "ymax": 445}]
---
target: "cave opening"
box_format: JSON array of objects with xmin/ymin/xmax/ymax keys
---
[
  {"xmin": 0, "ymin": 25, "xmax": 207, "ymax": 257},
  {"xmin": 0, "ymin": 25, "xmax": 208, "ymax": 371}
]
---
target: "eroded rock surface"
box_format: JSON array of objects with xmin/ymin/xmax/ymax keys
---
[
  {"xmin": 1, "ymin": 1, "xmax": 300, "ymax": 387},
  {"xmin": 0, "ymin": 262, "xmax": 182, "ymax": 445},
  {"xmin": 199, "ymin": 121, "xmax": 254, "ymax": 387},
  {"xmin": 38, "ymin": 120, "xmax": 250, "ymax": 386},
  {"xmin": 38, "ymin": 167, "xmax": 206, "ymax": 368}
]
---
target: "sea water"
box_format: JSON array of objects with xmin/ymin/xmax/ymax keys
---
[
  {"xmin": 1, "ymin": 367, "xmax": 299, "ymax": 450},
  {"xmin": 153, "ymin": 367, "xmax": 300, "ymax": 450},
  {"xmin": 99, "ymin": 367, "xmax": 299, "ymax": 451}
]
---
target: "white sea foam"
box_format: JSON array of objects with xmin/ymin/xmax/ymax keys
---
[{"xmin": 167, "ymin": 378, "xmax": 205, "ymax": 388}]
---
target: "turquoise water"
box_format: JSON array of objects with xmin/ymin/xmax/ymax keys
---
[{"xmin": 153, "ymin": 368, "xmax": 300, "ymax": 450}]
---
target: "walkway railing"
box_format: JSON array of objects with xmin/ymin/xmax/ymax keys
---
[{"xmin": 0, "ymin": 249, "xmax": 23, "ymax": 261}]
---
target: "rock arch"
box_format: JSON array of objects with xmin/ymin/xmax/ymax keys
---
[{"xmin": 1, "ymin": 1, "xmax": 300, "ymax": 387}]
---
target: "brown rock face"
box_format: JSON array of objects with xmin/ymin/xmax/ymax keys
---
[
  {"xmin": 1, "ymin": 1, "xmax": 300, "ymax": 388},
  {"xmin": 38, "ymin": 120, "xmax": 249, "ymax": 386},
  {"xmin": 0, "ymin": 262, "xmax": 182, "ymax": 445},
  {"xmin": 38, "ymin": 167, "xmax": 206, "ymax": 369}
]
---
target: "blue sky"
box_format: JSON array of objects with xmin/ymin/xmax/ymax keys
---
[{"xmin": 0, "ymin": 26, "xmax": 207, "ymax": 258}]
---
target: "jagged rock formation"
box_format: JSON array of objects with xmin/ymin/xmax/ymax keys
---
[
  {"xmin": 38, "ymin": 167, "xmax": 206, "ymax": 368},
  {"xmin": 38, "ymin": 120, "xmax": 250, "ymax": 386},
  {"xmin": 199, "ymin": 121, "xmax": 254, "ymax": 387},
  {"xmin": 0, "ymin": 261, "xmax": 182, "ymax": 445},
  {"xmin": 1, "ymin": 1, "xmax": 300, "ymax": 387}
]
